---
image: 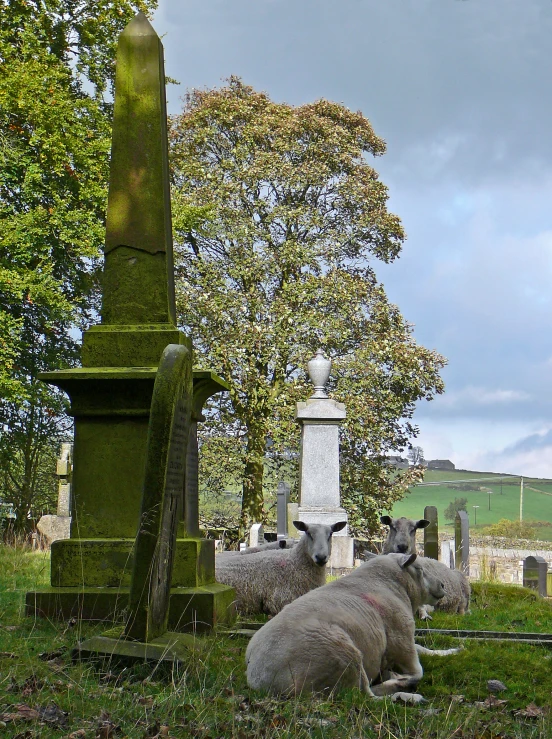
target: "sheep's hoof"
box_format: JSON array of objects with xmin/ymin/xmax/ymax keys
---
[{"xmin": 392, "ymin": 692, "xmax": 426, "ymax": 704}]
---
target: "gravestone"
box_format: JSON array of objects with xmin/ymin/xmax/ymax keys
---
[
  {"xmin": 77, "ymin": 344, "xmax": 199, "ymax": 661},
  {"xmin": 277, "ymin": 481, "xmax": 290, "ymax": 540},
  {"xmin": 296, "ymin": 349, "xmax": 353, "ymax": 568},
  {"xmin": 36, "ymin": 442, "xmax": 73, "ymax": 544},
  {"xmin": 454, "ymin": 510, "xmax": 469, "ymax": 574},
  {"xmin": 26, "ymin": 13, "xmax": 235, "ymax": 631},
  {"xmin": 523, "ymin": 555, "xmax": 548, "ymax": 597},
  {"xmin": 249, "ymin": 523, "xmax": 264, "ymax": 549},
  {"xmin": 423, "ymin": 505, "xmax": 438, "ymax": 560}
]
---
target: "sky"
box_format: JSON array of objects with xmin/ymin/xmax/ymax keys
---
[{"xmin": 153, "ymin": 0, "xmax": 552, "ymax": 477}]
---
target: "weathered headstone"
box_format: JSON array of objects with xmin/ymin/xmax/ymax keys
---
[
  {"xmin": 77, "ymin": 344, "xmax": 200, "ymax": 661},
  {"xmin": 26, "ymin": 13, "xmax": 234, "ymax": 631},
  {"xmin": 523, "ymin": 555, "xmax": 548, "ymax": 597},
  {"xmin": 440, "ymin": 539, "xmax": 455, "ymax": 569},
  {"xmin": 296, "ymin": 349, "xmax": 353, "ymax": 568},
  {"xmin": 249, "ymin": 523, "xmax": 264, "ymax": 549},
  {"xmin": 454, "ymin": 510, "xmax": 469, "ymax": 574},
  {"xmin": 36, "ymin": 442, "xmax": 73, "ymax": 544},
  {"xmin": 277, "ymin": 481, "xmax": 290, "ymax": 540},
  {"xmin": 423, "ymin": 505, "xmax": 438, "ymax": 560}
]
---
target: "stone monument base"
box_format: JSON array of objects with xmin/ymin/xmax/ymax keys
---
[
  {"xmin": 26, "ymin": 536, "xmax": 236, "ymax": 632},
  {"xmin": 297, "ymin": 506, "xmax": 354, "ymax": 569},
  {"xmin": 26, "ymin": 583, "xmax": 236, "ymax": 633}
]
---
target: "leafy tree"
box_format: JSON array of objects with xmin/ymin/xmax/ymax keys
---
[
  {"xmin": 407, "ymin": 446, "xmax": 425, "ymax": 466},
  {"xmin": 0, "ymin": 0, "xmax": 156, "ymax": 531},
  {"xmin": 170, "ymin": 78, "xmax": 445, "ymax": 533},
  {"xmin": 444, "ymin": 497, "xmax": 468, "ymax": 522},
  {"xmin": 482, "ymin": 519, "xmax": 537, "ymax": 540}
]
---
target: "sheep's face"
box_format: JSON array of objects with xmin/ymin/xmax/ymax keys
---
[
  {"xmin": 398, "ymin": 553, "xmax": 446, "ymax": 605},
  {"xmin": 380, "ymin": 516, "xmax": 430, "ymax": 555},
  {"xmin": 293, "ymin": 520, "xmax": 347, "ymax": 567}
]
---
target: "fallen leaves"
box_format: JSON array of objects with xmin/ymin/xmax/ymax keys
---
[
  {"xmin": 514, "ymin": 702, "xmax": 546, "ymax": 719},
  {"xmin": 475, "ymin": 695, "xmax": 508, "ymax": 709}
]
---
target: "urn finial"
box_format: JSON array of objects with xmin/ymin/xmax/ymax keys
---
[{"xmin": 307, "ymin": 349, "xmax": 331, "ymax": 399}]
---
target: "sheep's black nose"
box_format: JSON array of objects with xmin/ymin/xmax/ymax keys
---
[
  {"xmin": 396, "ymin": 544, "xmax": 408, "ymax": 553},
  {"xmin": 314, "ymin": 554, "xmax": 327, "ymax": 566}
]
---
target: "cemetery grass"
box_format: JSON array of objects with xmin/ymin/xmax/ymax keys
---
[{"xmin": 1, "ymin": 549, "xmax": 552, "ymax": 738}]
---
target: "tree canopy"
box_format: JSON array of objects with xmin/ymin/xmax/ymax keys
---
[{"xmin": 170, "ymin": 78, "xmax": 446, "ymax": 534}]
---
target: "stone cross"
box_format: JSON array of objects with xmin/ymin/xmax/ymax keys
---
[{"xmin": 56, "ymin": 442, "xmax": 73, "ymax": 517}]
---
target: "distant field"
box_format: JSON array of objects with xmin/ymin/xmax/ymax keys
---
[{"xmin": 390, "ymin": 468, "xmax": 552, "ymax": 540}]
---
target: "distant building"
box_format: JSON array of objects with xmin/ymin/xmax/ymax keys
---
[
  {"xmin": 385, "ymin": 455, "xmax": 410, "ymax": 469},
  {"xmin": 427, "ymin": 459, "xmax": 455, "ymax": 470}
]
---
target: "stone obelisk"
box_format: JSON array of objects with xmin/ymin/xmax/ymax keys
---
[{"xmin": 27, "ymin": 13, "xmax": 235, "ymax": 630}]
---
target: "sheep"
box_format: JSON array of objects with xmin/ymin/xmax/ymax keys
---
[
  {"xmin": 215, "ymin": 520, "xmax": 346, "ymax": 616},
  {"xmin": 246, "ymin": 552, "xmax": 460, "ymax": 702},
  {"xmin": 380, "ymin": 515, "xmax": 470, "ymax": 619},
  {"xmin": 381, "ymin": 515, "xmax": 430, "ymax": 554}
]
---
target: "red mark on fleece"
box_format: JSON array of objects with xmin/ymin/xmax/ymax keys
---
[
  {"xmin": 277, "ymin": 558, "xmax": 287, "ymax": 569},
  {"xmin": 360, "ymin": 593, "xmax": 386, "ymax": 616}
]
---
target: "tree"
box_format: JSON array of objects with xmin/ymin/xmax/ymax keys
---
[
  {"xmin": 444, "ymin": 497, "xmax": 468, "ymax": 522},
  {"xmin": 170, "ymin": 78, "xmax": 446, "ymax": 532},
  {"xmin": 407, "ymin": 446, "xmax": 425, "ymax": 466},
  {"xmin": 0, "ymin": 0, "xmax": 157, "ymax": 531}
]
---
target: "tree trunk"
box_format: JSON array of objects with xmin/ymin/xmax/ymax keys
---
[{"xmin": 240, "ymin": 421, "xmax": 266, "ymax": 534}]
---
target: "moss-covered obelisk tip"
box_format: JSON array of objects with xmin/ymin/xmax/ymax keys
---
[{"xmin": 102, "ymin": 11, "xmax": 176, "ymax": 326}]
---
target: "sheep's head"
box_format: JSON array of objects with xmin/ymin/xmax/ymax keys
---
[
  {"xmin": 380, "ymin": 516, "xmax": 430, "ymax": 555},
  {"xmin": 293, "ymin": 520, "xmax": 347, "ymax": 566},
  {"xmin": 398, "ymin": 553, "xmax": 445, "ymax": 605}
]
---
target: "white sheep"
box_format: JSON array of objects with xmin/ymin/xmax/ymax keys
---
[
  {"xmin": 246, "ymin": 552, "xmax": 460, "ymax": 701},
  {"xmin": 380, "ymin": 515, "xmax": 470, "ymax": 619},
  {"xmin": 215, "ymin": 520, "xmax": 346, "ymax": 616}
]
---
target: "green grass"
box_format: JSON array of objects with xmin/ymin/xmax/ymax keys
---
[
  {"xmin": 390, "ymin": 469, "xmax": 552, "ymax": 540},
  {"xmin": 1, "ymin": 546, "xmax": 552, "ymax": 738}
]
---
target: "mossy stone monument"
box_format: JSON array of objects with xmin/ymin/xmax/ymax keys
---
[{"xmin": 26, "ymin": 13, "xmax": 235, "ymax": 631}]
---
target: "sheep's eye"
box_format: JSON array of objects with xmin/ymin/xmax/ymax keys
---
[
  {"xmin": 307, "ymin": 532, "xmax": 313, "ymax": 540},
  {"xmin": 390, "ymin": 525, "xmax": 396, "ymax": 532},
  {"xmin": 409, "ymin": 528, "xmax": 416, "ymax": 534}
]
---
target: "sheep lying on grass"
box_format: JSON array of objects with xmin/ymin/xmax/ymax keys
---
[
  {"xmin": 246, "ymin": 552, "xmax": 461, "ymax": 702},
  {"xmin": 381, "ymin": 515, "xmax": 471, "ymax": 619},
  {"xmin": 239, "ymin": 539, "xmax": 296, "ymax": 554},
  {"xmin": 215, "ymin": 521, "xmax": 346, "ymax": 616}
]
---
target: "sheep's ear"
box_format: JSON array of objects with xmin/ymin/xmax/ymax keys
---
[
  {"xmin": 400, "ymin": 553, "xmax": 417, "ymax": 569},
  {"xmin": 293, "ymin": 520, "xmax": 308, "ymax": 532},
  {"xmin": 416, "ymin": 519, "xmax": 430, "ymax": 529},
  {"xmin": 331, "ymin": 521, "xmax": 347, "ymax": 533},
  {"xmin": 380, "ymin": 515, "xmax": 392, "ymax": 526}
]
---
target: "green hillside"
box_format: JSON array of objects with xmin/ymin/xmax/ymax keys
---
[{"xmin": 389, "ymin": 468, "xmax": 552, "ymax": 540}]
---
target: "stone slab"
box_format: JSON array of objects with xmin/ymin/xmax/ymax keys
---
[
  {"xmin": 74, "ymin": 629, "xmax": 200, "ymax": 665},
  {"xmin": 298, "ymin": 424, "xmax": 341, "ymax": 508}
]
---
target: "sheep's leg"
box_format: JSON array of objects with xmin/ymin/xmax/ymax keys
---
[
  {"xmin": 417, "ymin": 605, "xmax": 434, "ymax": 620},
  {"xmin": 370, "ymin": 644, "xmax": 423, "ymax": 697},
  {"xmin": 416, "ymin": 644, "xmax": 463, "ymax": 657}
]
